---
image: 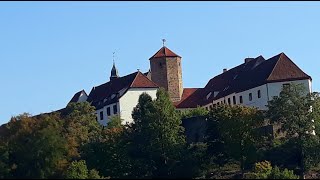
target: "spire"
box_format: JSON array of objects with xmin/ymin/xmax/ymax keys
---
[
  {"xmin": 110, "ymin": 52, "xmax": 119, "ymax": 81},
  {"xmin": 162, "ymin": 38, "xmax": 166, "ymax": 47}
]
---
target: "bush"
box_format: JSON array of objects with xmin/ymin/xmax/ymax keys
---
[{"xmin": 245, "ymin": 161, "xmax": 298, "ymax": 179}]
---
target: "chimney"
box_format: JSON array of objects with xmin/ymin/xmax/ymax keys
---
[
  {"xmin": 245, "ymin": 58, "xmax": 254, "ymax": 63},
  {"xmin": 223, "ymin": 68, "xmax": 227, "ymax": 73}
]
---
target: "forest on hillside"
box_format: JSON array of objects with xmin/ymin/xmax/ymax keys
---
[{"xmin": 1, "ymin": 84, "xmax": 320, "ymax": 179}]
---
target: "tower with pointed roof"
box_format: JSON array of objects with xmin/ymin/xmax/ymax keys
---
[
  {"xmin": 149, "ymin": 42, "xmax": 183, "ymax": 102},
  {"xmin": 110, "ymin": 52, "xmax": 119, "ymax": 81},
  {"xmin": 110, "ymin": 61, "xmax": 119, "ymax": 81}
]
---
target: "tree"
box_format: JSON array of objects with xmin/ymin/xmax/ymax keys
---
[
  {"xmin": 107, "ymin": 115, "xmax": 122, "ymax": 128},
  {"xmin": 82, "ymin": 126, "xmax": 131, "ymax": 178},
  {"xmin": 207, "ymin": 105, "xmax": 265, "ymax": 175},
  {"xmin": 128, "ymin": 89, "xmax": 186, "ymax": 178},
  {"xmin": 65, "ymin": 160, "xmax": 89, "ymax": 179},
  {"xmin": 267, "ymin": 83, "xmax": 314, "ymax": 138},
  {"xmin": 5, "ymin": 113, "xmax": 68, "ymax": 178},
  {"xmin": 180, "ymin": 106, "xmax": 209, "ymax": 119},
  {"xmin": 266, "ymin": 83, "xmax": 320, "ymax": 177},
  {"xmin": 0, "ymin": 141, "xmax": 10, "ymax": 178},
  {"xmin": 61, "ymin": 102, "xmax": 102, "ymax": 159},
  {"xmin": 245, "ymin": 160, "xmax": 299, "ymax": 179}
]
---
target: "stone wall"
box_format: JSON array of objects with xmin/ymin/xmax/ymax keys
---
[
  {"xmin": 150, "ymin": 57, "xmax": 168, "ymax": 91},
  {"xmin": 150, "ymin": 56, "xmax": 183, "ymax": 102}
]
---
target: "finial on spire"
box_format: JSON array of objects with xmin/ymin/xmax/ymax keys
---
[
  {"xmin": 162, "ymin": 39, "xmax": 166, "ymax": 47},
  {"xmin": 112, "ymin": 51, "xmax": 115, "ymax": 64},
  {"xmin": 137, "ymin": 68, "xmax": 140, "ymax": 72}
]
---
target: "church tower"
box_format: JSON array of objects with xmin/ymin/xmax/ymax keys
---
[
  {"xmin": 149, "ymin": 41, "xmax": 183, "ymax": 102},
  {"xmin": 110, "ymin": 54, "xmax": 119, "ymax": 81}
]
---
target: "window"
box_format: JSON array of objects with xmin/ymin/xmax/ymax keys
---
[
  {"xmin": 224, "ymin": 99, "xmax": 226, "ymax": 104},
  {"xmin": 113, "ymin": 105, "xmax": 118, "ymax": 114},
  {"xmin": 107, "ymin": 107, "xmax": 111, "ymax": 116},
  {"xmin": 217, "ymin": 102, "xmax": 220, "ymax": 105},
  {"xmin": 228, "ymin": 98, "xmax": 231, "ymax": 105},
  {"xmin": 159, "ymin": 62, "xmax": 163, "ymax": 68},
  {"xmin": 258, "ymin": 90, "xmax": 261, "ymax": 98},
  {"xmin": 233, "ymin": 96, "xmax": 236, "ymax": 104},
  {"xmin": 249, "ymin": 93, "xmax": 252, "ymax": 101},
  {"xmin": 240, "ymin": 96, "xmax": 243, "ymax": 103},
  {"xmin": 100, "ymin": 111, "xmax": 103, "ymax": 120},
  {"xmin": 210, "ymin": 105, "xmax": 213, "ymax": 109}
]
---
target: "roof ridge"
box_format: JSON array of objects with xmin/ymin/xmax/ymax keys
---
[
  {"xmin": 129, "ymin": 71, "xmax": 140, "ymax": 88},
  {"xmin": 266, "ymin": 53, "xmax": 282, "ymax": 81},
  {"xmin": 130, "ymin": 71, "xmax": 159, "ymax": 88},
  {"xmin": 279, "ymin": 53, "xmax": 312, "ymax": 81}
]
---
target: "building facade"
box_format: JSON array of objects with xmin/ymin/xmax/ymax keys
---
[{"xmin": 68, "ymin": 44, "xmax": 312, "ymax": 126}]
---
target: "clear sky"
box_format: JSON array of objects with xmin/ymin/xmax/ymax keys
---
[{"xmin": 1, "ymin": 1, "xmax": 320, "ymax": 125}]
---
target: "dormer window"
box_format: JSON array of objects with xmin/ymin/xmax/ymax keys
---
[
  {"xmin": 233, "ymin": 75, "xmax": 238, "ymax": 80},
  {"xmin": 206, "ymin": 92, "xmax": 212, "ymax": 100}
]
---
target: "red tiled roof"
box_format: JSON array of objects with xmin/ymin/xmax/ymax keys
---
[
  {"xmin": 69, "ymin": 90, "xmax": 87, "ymax": 103},
  {"xmin": 266, "ymin": 53, "xmax": 311, "ymax": 82},
  {"xmin": 130, "ymin": 72, "xmax": 159, "ymax": 88},
  {"xmin": 87, "ymin": 71, "xmax": 158, "ymax": 109},
  {"xmin": 149, "ymin": 46, "xmax": 181, "ymax": 60},
  {"xmin": 175, "ymin": 52, "xmax": 311, "ymax": 108},
  {"xmin": 174, "ymin": 88, "xmax": 203, "ymax": 108}
]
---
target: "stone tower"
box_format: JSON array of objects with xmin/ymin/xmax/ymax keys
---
[{"xmin": 149, "ymin": 45, "xmax": 183, "ymax": 102}]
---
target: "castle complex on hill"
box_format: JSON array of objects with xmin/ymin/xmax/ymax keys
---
[{"xmin": 68, "ymin": 43, "xmax": 312, "ymax": 126}]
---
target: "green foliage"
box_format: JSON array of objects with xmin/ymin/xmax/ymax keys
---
[
  {"xmin": 207, "ymin": 105, "xmax": 265, "ymax": 173},
  {"xmin": 88, "ymin": 169, "xmax": 103, "ymax": 179},
  {"xmin": 5, "ymin": 113, "xmax": 68, "ymax": 178},
  {"xmin": 180, "ymin": 106, "xmax": 209, "ymax": 119},
  {"xmin": 266, "ymin": 83, "xmax": 313, "ymax": 138},
  {"xmin": 266, "ymin": 84, "xmax": 320, "ymax": 175},
  {"xmin": 174, "ymin": 142, "xmax": 211, "ymax": 178},
  {"xmin": 245, "ymin": 161, "xmax": 298, "ymax": 179},
  {"xmin": 107, "ymin": 115, "xmax": 122, "ymax": 128},
  {"xmin": 269, "ymin": 166, "xmax": 299, "ymax": 179},
  {"xmin": 0, "ymin": 141, "xmax": 10, "ymax": 178},
  {"xmin": 128, "ymin": 88, "xmax": 186, "ymax": 178},
  {"xmin": 65, "ymin": 160, "xmax": 89, "ymax": 179},
  {"xmin": 61, "ymin": 102, "xmax": 102, "ymax": 159},
  {"xmin": 1, "ymin": 85, "xmax": 319, "ymax": 179},
  {"xmin": 82, "ymin": 126, "xmax": 131, "ymax": 178}
]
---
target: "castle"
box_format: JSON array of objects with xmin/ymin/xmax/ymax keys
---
[{"xmin": 68, "ymin": 43, "xmax": 312, "ymax": 126}]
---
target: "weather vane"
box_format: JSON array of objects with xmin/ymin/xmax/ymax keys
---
[{"xmin": 162, "ymin": 39, "xmax": 166, "ymax": 47}]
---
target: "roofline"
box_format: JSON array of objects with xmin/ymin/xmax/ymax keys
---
[
  {"xmin": 148, "ymin": 55, "xmax": 181, "ymax": 60},
  {"xmin": 129, "ymin": 71, "xmax": 160, "ymax": 88},
  {"xmin": 211, "ymin": 77, "xmax": 311, "ymax": 101}
]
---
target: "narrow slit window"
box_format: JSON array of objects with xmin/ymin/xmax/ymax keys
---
[
  {"xmin": 100, "ymin": 111, "xmax": 103, "ymax": 120},
  {"xmin": 113, "ymin": 105, "xmax": 118, "ymax": 114}
]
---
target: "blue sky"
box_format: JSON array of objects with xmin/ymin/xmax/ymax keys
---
[{"xmin": 1, "ymin": 2, "xmax": 320, "ymax": 125}]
